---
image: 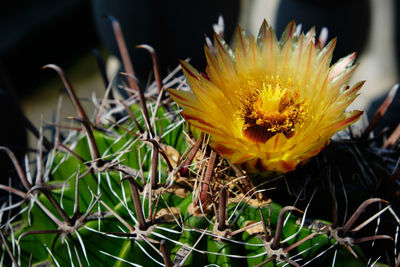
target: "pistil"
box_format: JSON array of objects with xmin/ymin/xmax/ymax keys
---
[{"xmin": 239, "ymin": 80, "xmax": 308, "ymax": 144}]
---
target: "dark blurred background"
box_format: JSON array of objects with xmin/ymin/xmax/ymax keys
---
[
  {"xmin": 0, "ymin": 0, "xmax": 240, "ymax": 202},
  {"xmin": 0, "ymin": 1, "xmax": 97, "ymax": 97},
  {"xmin": 0, "ymin": 0, "xmax": 240, "ymax": 101},
  {"xmin": 0, "ymin": 0, "xmax": 96, "ymax": 200}
]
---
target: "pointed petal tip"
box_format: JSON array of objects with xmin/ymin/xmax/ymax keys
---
[
  {"xmin": 213, "ymin": 31, "xmax": 224, "ymax": 42},
  {"xmin": 179, "ymin": 60, "xmax": 200, "ymax": 80},
  {"xmin": 350, "ymin": 51, "xmax": 358, "ymax": 60},
  {"xmin": 257, "ymin": 19, "xmax": 271, "ymax": 42},
  {"xmin": 168, "ymin": 88, "xmax": 194, "ymax": 103},
  {"xmin": 288, "ymin": 19, "xmax": 296, "ymax": 34},
  {"xmin": 261, "ymin": 19, "xmax": 269, "ymax": 26},
  {"xmin": 318, "ymin": 27, "xmax": 329, "ymax": 46},
  {"xmin": 346, "ymin": 80, "xmax": 366, "ymax": 97},
  {"xmin": 330, "ymin": 37, "xmax": 338, "ymax": 47},
  {"xmin": 288, "ymin": 20, "xmax": 296, "ymax": 28},
  {"xmin": 349, "ymin": 110, "xmax": 364, "ymax": 123},
  {"xmin": 178, "ymin": 59, "xmax": 187, "ymax": 65},
  {"xmin": 280, "ymin": 20, "xmax": 297, "ymax": 43},
  {"xmin": 287, "ymin": 20, "xmax": 297, "ymax": 38}
]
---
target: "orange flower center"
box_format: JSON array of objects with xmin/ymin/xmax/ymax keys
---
[{"xmin": 239, "ymin": 79, "xmax": 308, "ymax": 144}]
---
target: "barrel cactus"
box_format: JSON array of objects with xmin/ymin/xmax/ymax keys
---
[{"xmin": 0, "ymin": 16, "xmax": 399, "ymax": 267}]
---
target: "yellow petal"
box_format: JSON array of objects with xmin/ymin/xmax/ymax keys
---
[{"xmin": 171, "ymin": 20, "xmax": 364, "ymax": 174}]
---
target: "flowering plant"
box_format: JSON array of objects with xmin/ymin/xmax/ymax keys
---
[{"xmin": 170, "ymin": 20, "xmax": 363, "ymax": 173}]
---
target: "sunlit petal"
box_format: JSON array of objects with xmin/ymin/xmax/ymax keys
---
[{"xmin": 170, "ymin": 20, "xmax": 363, "ymax": 173}]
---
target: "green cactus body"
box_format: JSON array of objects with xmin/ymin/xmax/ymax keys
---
[
  {"xmin": 206, "ymin": 233, "xmax": 242, "ymax": 267},
  {"xmin": 171, "ymin": 203, "xmax": 209, "ymax": 266}
]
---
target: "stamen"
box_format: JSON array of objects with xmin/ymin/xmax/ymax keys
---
[{"xmin": 239, "ymin": 78, "xmax": 307, "ymax": 144}]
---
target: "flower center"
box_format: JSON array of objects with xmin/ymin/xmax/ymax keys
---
[{"xmin": 239, "ymin": 80, "xmax": 308, "ymax": 144}]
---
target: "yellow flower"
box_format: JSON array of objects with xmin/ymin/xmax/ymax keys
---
[{"xmin": 169, "ymin": 21, "xmax": 363, "ymax": 173}]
